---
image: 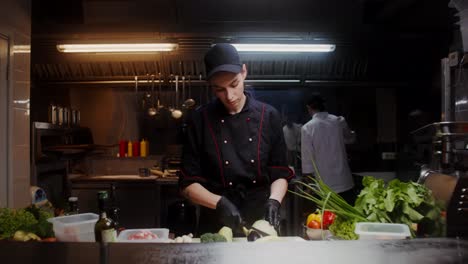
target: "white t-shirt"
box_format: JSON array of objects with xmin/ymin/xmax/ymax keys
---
[
  {"xmin": 301, "ymin": 112, "xmax": 355, "ymax": 193},
  {"xmin": 282, "ymin": 123, "xmax": 302, "ymax": 152}
]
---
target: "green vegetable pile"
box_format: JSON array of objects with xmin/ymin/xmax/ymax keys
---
[
  {"xmin": 200, "ymin": 233, "xmax": 227, "ymax": 243},
  {"xmin": 0, "ymin": 205, "xmax": 54, "ymax": 240},
  {"xmin": 291, "ymin": 175, "xmax": 445, "ymax": 240},
  {"xmin": 354, "ymin": 176, "xmax": 444, "ymax": 237}
]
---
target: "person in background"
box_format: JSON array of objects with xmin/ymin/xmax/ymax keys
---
[
  {"xmin": 282, "ymin": 116, "xmax": 302, "ymax": 172},
  {"xmin": 179, "ymin": 44, "xmax": 294, "ymax": 234},
  {"xmin": 301, "ymin": 95, "xmax": 357, "ymax": 205}
]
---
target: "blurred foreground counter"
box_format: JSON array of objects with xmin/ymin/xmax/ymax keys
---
[{"xmin": 1, "ymin": 238, "xmax": 467, "ymax": 264}]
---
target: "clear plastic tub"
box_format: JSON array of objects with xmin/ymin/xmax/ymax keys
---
[
  {"xmin": 354, "ymin": 222, "xmax": 411, "ymax": 240},
  {"xmin": 47, "ymin": 213, "xmax": 99, "ymax": 242},
  {"xmin": 117, "ymin": 228, "xmax": 170, "ymax": 243}
]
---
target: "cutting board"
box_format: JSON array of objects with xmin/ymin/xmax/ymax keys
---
[{"xmin": 191, "ymin": 236, "xmax": 305, "ymax": 243}]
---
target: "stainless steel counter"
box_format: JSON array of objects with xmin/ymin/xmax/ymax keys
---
[
  {"xmin": 107, "ymin": 238, "xmax": 468, "ymax": 264},
  {"xmin": 1, "ymin": 238, "xmax": 467, "ymax": 264},
  {"xmin": 71, "ymin": 174, "xmax": 178, "ymax": 185}
]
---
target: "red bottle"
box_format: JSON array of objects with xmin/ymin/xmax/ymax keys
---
[
  {"xmin": 119, "ymin": 140, "xmax": 127, "ymax": 158},
  {"xmin": 133, "ymin": 141, "xmax": 140, "ymax": 157}
]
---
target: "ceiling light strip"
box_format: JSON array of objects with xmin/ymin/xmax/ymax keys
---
[
  {"xmin": 56, "ymin": 43, "xmax": 178, "ymax": 53},
  {"xmin": 245, "ymin": 79, "xmax": 301, "ymax": 83},
  {"xmin": 231, "ymin": 44, "xmax": 335, "ymax": 52}
]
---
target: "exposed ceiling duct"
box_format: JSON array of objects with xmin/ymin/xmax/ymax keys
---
[{"xmin": 31, "ymin": 0, "xmax": 452, "ymax": 86}]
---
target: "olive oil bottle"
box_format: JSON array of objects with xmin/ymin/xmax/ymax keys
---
[{"xmin": 94, "ymin": 191, "xmax": 117, "ymax": 242}]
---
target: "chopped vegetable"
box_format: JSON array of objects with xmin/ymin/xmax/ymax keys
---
[
  {"xmin": 200, "ymin": 233, "xmax": 227, "ymax": 243},
  {"xmin": 251, "ymin": 220, "xmax": 277, "ymax": 236},
  {"xmin": 171, "ymin": 233, "xmax": 193, "ymax": 243},
  {"xmin": 218, "ymin": 226, "xmax": 233, "ymax": 242},
  {"xmin": 13, "ymin": 230, "xmax": 41, "ymax": 242},
  {"xmin": 128, "ymin": 230, "xmax": 158, "ymax": 240}
]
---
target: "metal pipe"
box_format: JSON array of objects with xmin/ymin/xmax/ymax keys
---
[{"xmin": 441, "ymin": 58, "xmax": 453, "ymax": 122}]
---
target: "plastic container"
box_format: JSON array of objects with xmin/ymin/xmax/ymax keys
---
[
  {"xmin": 47, "ymin": 213, "xmax": 99, "ymax": 242},
  {"xmin": 117, "ymin": 228, "xmax": 170, "ymax": 243},
  {"xmin": 354, "ymin": 222, "xmax": 411, "ymax": 240},
  {"xmin": 305, "ymin": 227, "xmax": 332, "ymax": 240}
]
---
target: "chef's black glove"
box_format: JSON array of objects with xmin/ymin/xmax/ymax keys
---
[
  {"xmin": 264, "ymin": 198, "xmax": 281, "ymax": 229},
  {"xmin": 216, "ymin": 196, "xmax": 243, "ymax": 230}
]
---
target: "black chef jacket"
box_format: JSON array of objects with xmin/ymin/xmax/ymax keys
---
[{"xmin": 179, "ymin": 93, "xmax": 294, "ymax": 199}]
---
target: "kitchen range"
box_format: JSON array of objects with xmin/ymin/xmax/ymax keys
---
[{"xmin": 1, "ymin": 0, "xmax": 468, "ymax": 263}]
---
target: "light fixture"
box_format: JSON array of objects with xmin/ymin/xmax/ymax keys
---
[
  {"xmin": 230, "ymin": 44, "xmax": 335, "ymax": 53},
  {"xmin": 56, "ymin": 43, "xmax": 178, "ymax": 53},
  {"xmin": 13, "ymin": 45, "xmax": 30, "ymax": 54},
  {"xmin": 245, "ymin": 79, "xmax": 301, "ymax": 83}
]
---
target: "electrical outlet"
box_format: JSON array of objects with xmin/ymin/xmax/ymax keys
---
[{"xmin": 382, "ymin": 152, "xmax": 396, "ymax": 160}]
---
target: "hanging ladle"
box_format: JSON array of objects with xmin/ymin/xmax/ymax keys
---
[
  {"xmin": 147, "ymin": 74, "xmax": 157, "ymax": 116},
  {"xmin": 141, "ymin": 73, "xmax": 151, "ymax": 110},
  {"xmin": 171, "ymin": 75, "xmax": 183, "ymax": 119},
  {"xmin": 184, "ymin": 73, "xmax": 196, "ymax": 109},
  {"xmin": 157, "ymin": 72, "xmax": 164, "ymax": 110}
]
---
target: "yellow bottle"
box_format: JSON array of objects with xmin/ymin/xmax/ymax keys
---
[
  {"xmin": 127, "ymin": 141, "xmax": 133, "ymax": 157},
  {"xmin": 140, "ymin": 139, "xmax": 147, "ymax": 157},
  {"xmin": 145, "ymin": 139, "xmax": 150, "ymax": 156}
]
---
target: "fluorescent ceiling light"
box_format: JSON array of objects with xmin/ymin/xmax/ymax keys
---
[
  {"xmin": 245, "ymin": 79, "xmax": 301, "ymax": 83},
  {"xmin": 231, "ymin": 44, "xmax": 335, "ymax": 52},
  {"xmin": 56, "ymin": 43, "xmax": 178, "ymax": 53},
  {"xmin": 13, "ymin": 45, "xmax": 30, "ymax": 54}
]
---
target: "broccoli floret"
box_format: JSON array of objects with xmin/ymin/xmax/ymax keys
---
[{"xmin": 200, "ymin": 233, "xmax": 227, "ymax": 243}]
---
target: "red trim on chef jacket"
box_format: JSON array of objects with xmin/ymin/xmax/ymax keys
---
[
  {"xmin": 257, "ymin": 104, "xmax": 266, "ymax": 182},
  {"xmin": 269, "ymin": 166, "xmax": 295, "ymax": 180},
  {"xmin": 203, "ymin": 109, "xmax": 226, "ymax": 187},
  {"xmin": 180, "ymin": 169, "xmax": 207, "ymax": 183}
]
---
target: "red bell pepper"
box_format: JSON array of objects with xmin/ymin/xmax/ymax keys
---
[{"xmin": 322, "ymin": 210, "xmax": 336, "ymax": 229}]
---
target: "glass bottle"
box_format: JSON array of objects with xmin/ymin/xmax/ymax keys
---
[
  {"xmin": 109, "ymin": 184, "xmax": 121, "ymax": 233},
  {"xmin": 65, "ymin": 197, "xmax": 79, "ymax": 215},
  {"xmin": 94, "ymin": 191, "xmax": 117, "ymax": 243}
]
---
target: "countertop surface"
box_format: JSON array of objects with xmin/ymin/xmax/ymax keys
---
[
  {"xmin": 71, "ymin": 174, "xmax": 178, "ymax": 184},
  {"xmin": 1, "ymin": 238, "xmax": 466, "ymax": 264},
  {"xmin": 107, "ymin": 238, "xmax": 468, "ymax": 264}
]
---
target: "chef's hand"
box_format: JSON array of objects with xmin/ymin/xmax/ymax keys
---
[
  {"xmin": 264, "ymin": 198, "xmax": 281, "ymax": 229},
  {"xmin": 216, "ymin": 196, "xmax": 243, "ymax": 230}
]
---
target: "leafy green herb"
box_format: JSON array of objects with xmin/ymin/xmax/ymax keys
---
[
  {"xmin": 328, "ymin": 216, "xmax": 358, "ymax": 240},
  {"xmin": 354, "ymin": 176, "xmax": 444, "ymax": 237},
  {"xmin": 0, "ymin": 205, "xmax": 54, "ymax": 239}
]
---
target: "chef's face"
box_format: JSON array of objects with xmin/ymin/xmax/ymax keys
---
[{"xmin": 209, "ymin": 64, "xmax": 248, "ymax": 114}]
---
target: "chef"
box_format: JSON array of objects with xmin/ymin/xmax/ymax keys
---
[{"xmin": 179, "ymin": 44, "xmax": 293, "ymax": 234}]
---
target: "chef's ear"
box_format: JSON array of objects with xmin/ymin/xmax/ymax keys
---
[{"xmin": 241, "ymin": 64, "xmax": 248, "ymax": 79}]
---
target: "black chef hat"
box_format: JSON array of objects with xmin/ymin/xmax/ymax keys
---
[{"xmin": 204, "ymin": 44, "xmax": 242, "ymax": 79}]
